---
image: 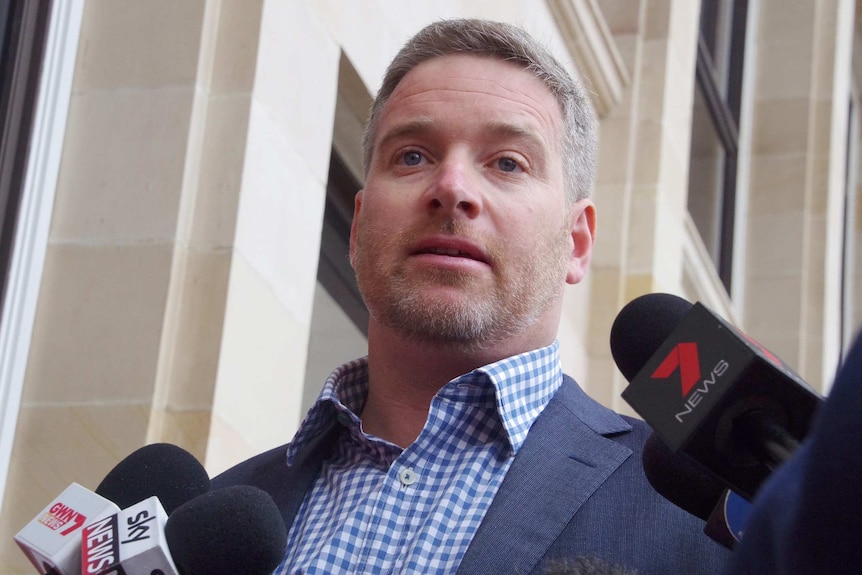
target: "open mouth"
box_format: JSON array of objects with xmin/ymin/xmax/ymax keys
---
[
  {"xmin": 420, "ymin": 246, "xmax": 478, "ymax": 259},
  {"xmin": 412, "ymin": 240, "xmax": 489, "ymax": 265}
]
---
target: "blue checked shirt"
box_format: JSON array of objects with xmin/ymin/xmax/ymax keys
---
[{"xmin": 275, "ymin": 341, "xmax": 563, "ymax": 574}]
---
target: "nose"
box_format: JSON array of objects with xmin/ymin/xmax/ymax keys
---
[{"xmin": 424, "ymin": 157, "xmax": 482, "ymax": 218}]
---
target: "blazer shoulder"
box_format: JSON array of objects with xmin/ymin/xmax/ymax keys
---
[
  {"xmin": 210, "ymin": 421, "xmax": 340, "ymax": 527},
  {"xmin": 557, "ymin": 374, "xmax": 634, "ymax": 437},
  {"xmin": 211, "ymin": 443, "xmax": 291, "ymax": 490}
]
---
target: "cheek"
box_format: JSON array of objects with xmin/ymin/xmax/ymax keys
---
[
  {"xmin": 358, "ymin": 191, "xmax": 411, "ymax": 228},
  {"xmin": 499, "ymin": 211, "xmax": 562, "ymax": 252},
  {"xmin": 353, "ymin": 209, "xmax": 403, "ymax": 264}
]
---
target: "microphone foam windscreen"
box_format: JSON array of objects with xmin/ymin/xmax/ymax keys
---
[
  {"xmin": 610, "ymin": 292, "xmax": 693, "ymax": 381},
  {"xmin": 95, "ymin": 443, "xmax": 210, "ymax": 514},
  {"xmin": 642, "ymin": 432, "xmax": 726, "ymax": 520},
  {"xmin": 164, "ymin": 485, "xmax": 288, "ymax": 575}
]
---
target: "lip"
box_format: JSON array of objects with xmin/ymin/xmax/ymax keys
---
[{"xmin": 410, "ymin": 235, "xmax": 490, "ymax": 266}]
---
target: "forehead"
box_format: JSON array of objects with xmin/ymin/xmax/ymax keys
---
[{"xmin": 377, "ymin": 53, "xmax": 563, "ymax": 147}]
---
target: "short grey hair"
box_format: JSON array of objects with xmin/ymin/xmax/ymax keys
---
[{"xmin": 362, "ymin": 18, "xmax": 598, "ymax": 203}]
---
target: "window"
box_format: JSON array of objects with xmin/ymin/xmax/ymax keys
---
[
  {"xmin": 317, "ymin": 150, "xmax": 368, "ymax": 336},
  {"xmin": 0, "ymin": 0, "xmax": 51, "ymax": 307},
  {"xmin": 303, "ymin": 53, "xmax": 372, "ymax": 411},
  {"xmin": 0, "ymin": 0, "xmax": 82, "ymax": 510},
  {"xmin": 687, "ymin": 0, "xmax": 748, "ymax": 291}
]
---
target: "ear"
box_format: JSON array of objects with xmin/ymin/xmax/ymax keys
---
[
  {"xmin": 565, "ymin": 199, "xmax": 596, "ymax": 285},
  {"xmin": 348, "ymin": 190, "xmax": 364, "ymax": 268}
]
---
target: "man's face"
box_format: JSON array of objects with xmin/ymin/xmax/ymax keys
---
[{"xmin": 351, "ymin": 53, "xmax": 594, "ymax": 349}]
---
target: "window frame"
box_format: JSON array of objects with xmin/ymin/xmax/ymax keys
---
[{"xmin": 688, "ymin": 0, "xmax": 749, "ymax": 292}]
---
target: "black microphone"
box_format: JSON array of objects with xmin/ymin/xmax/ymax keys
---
[
  {"xmin": 610, "ymin": 292, "xmax": 823, "ymax": 499},
  {"xmin": 79, "ymin": 443, "xmax": 214, "ymax": 575},
  {"xmin": 81, "ymin": 445, "xmax": 288, "ymax": 575},
  {"xmin": 164, "ymin": 485, "xmax": 288, "ymax": 575},
  {"xmin": 95, "ymin": 442, "xmax": 211, "ymax": 514},
  {"xmin": 642, "ymin": 431, "xmax": 726, "ymax": 521},
  {"xmin": 643, "ymin": 431, "xmax": 751, "ymax": 548}
]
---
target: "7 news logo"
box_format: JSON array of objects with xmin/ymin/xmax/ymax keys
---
[{"xmin": 650, "ymin": 342, "xmax": 729, "ymax": 423}]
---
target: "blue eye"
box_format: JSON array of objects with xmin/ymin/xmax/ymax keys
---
[
  {"xmin": 403, "ymin": 151, "xmax": 423, "ymax": 166},
  {"xmin": 497, "ymin": 157, "xmax": 519, "ymax": 172}
]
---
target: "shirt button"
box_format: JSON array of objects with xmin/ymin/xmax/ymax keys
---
[
  {"xmin": 398, "ymin": 467, "xmax": 418, "ymax": 486},
  {"xmin": 336, "ymin": 412, "xmax": 352, "ymax": 427}
]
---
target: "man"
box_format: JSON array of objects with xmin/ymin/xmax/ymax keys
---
[{"xmin": 213, "ymin": 19, "xmax": 730, "ymax": 574}]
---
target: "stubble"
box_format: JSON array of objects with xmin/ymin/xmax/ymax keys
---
[{"xmin": 352, "ymin": 216, "xmax": 571, "ymax": 351}]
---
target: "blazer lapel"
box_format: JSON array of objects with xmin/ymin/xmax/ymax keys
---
[{"xmin": 456, "ymin": 377, "xmax": 634, "ymax": 575}]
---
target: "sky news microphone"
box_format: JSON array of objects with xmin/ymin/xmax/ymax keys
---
[
  {"xmin": 610, "ymin": 292, "xmax": 823, "ymax": 500},
  {"xmin": 81, "ymin": 496, "xmax": 177, "ymax": 575},
  {"xmin": 81, "ymin": 487, "xmax": 288, "ymax": 575},
  {"xmin": 15, "ymin": 443, "xmax": 209, "ymax": 574}
]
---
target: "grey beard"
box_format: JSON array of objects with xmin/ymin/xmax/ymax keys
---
[{"xmin": 368, "ymin": 273, "xmax": 542, "ymax": 352}]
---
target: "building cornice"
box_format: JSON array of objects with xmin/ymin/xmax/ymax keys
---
[{"xmin": 547, "ymin": 0, "xmax": 630, "ymax": 117}]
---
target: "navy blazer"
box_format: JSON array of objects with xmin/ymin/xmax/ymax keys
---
[{"xmin": 213, "ymin": 375, "xmax": 730, "ymax": 574}]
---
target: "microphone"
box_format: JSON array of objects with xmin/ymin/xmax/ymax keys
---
[
  {"xmin": 81, "ymin": 496, "xmax": 177, "ymax": 575},
  {"xmin": 726, "ymin": 332, "xmax": 862, "ymax": 572},
  {"xmin": 83, "ymin": 485, "xmax": 288, "ymax": 575},
  {"xmin": 643, "ymin": 430, "xmax": 751, "ymax": 548},
  {"xmin": 164, "ymin": 485, "xmax": 288, "ymax": 575},
  {"xmin": 95, "ymin": 443, "xmax": 211, "ymax": 514},
  {"xmin": 77, "ymin": 443, "xmax": 212, "ymax": 575},
  {"xmin": 703, "ymin": 487, "xmax": 751, "ymax": 548},
  {"xmin": 610, "ymin": 292, "xmax": 823, "ymax": 499},
  {"xmin": 641, "ymin": 431, "xmax": 726, "ymax": 521},
  {"xmin": 15, "ymin": 443, "xmax": 210, "ymax": 574},
  {"xmin": 14, "ymin": 483, "xmax": 120, "ymax": 574},
  {"xmin": 80, "ymin": 449, "xmax": 287, "ymax": 575}
]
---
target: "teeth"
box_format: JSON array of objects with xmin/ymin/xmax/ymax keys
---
[
  {"xmin": 431, "ymin": 248, "xmax": 466, "ymax": 256},
  {"xmin": 430, "ymin": 247, "xmax": 466, "ymax": 257}
]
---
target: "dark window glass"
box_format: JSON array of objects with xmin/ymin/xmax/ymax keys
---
[
  {"xmin": 318, "ymin": 151, "xmax": 368, "ymax": 335},
  {"xmin": 687, "ymin": 0, "xmax": 747, "ymax": 291},
  {"xmin": 0, "ymin": 0, "xmax": 52, "ymax": 311}
]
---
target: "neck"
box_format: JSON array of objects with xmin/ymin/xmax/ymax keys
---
[{"xmin": 359, "ymin": 320, "xmax": 555, "ymax": 447}]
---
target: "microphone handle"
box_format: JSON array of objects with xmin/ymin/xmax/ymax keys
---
[{"xmin": 732, "ymin": 411, "xmax": 800, "ymax": 469}]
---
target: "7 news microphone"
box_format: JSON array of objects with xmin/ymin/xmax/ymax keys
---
[
  {"xmin": 15, "ymin": 443, "xmax": 287, "ymax": 575},
  {"xmin": 642, "ymin": 431, "xmax": 751, "ymax": 548},
  {"xmin": 609, "ymin": 293, "xmax": 823, "ymax": 544}
]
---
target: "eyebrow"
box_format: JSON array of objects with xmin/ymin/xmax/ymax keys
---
[
  {"xmin": 482, "ymin": 121, "xmax": 549, "ymax": 153},
  {"xmin": 375, "ymin": 118, "xmax": 436, "ymax": 153},
  {"xmin": 376, "ymin": 118, "xmax": 550, "ymax": 154}
]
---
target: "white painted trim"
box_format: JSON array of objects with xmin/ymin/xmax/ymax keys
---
[
  {"xmin": 822, "ymin": 0, "xmax": 856, "ymax": 391},
  {"xmin": 0, "ymin": 0, "xmax": 84, "ymax": 512},
  {"xmin": 731, "ymin": 0, "xmax": 760, "ymax": 317},
  {"xmin": 545, "ymin": 0, "xmax": 630, "ymax": 117}
]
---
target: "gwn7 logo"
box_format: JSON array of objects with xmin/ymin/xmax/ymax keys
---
[{"xmin": 650, "ymin": 342, "xmax": 729, "ymax": 422}]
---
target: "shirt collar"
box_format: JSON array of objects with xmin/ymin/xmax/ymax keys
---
[
  {"xmin": 473, "ymin": 341, "xmax": 562, "ymax": 452},
  {"xmin": 286, "ymin": 357, "xmax": 369, "ymax": 465},
  {"xmin": 286, "ymin": 342, "xmax": 563, "ymax": 464}
]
